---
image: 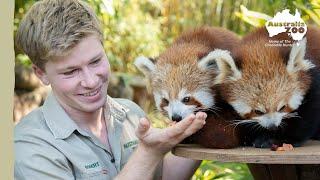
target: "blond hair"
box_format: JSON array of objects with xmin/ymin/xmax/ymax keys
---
[{"xmin": 15, "ymin": 0, "xmax": 103, "ymax": 70}]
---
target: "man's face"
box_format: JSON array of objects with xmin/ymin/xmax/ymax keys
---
[{"xmin": 36, "ymin": 35, "xmax": 110, "ymax": 113}]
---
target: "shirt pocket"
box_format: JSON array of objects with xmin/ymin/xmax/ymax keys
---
[
  {"xmin": 120, "ymin": 139, "xmax": 138, "ymax": 169},
  {"xmin": 74, "ymin": 162, "xmax": 111, "ymax": 180},
  {"xmin": 75, "ymin": 169, "xmax": 111, "ymax": 180}
]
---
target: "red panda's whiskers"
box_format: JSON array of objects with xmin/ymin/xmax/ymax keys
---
[
  {"xmin": 283, "ymin": 112, "xmax": 301, "ymax": 119},
  {"xmin": 195, "ymin": 107, "xmax": 219, "ymax": 116},
  {"xmin": 228, "ymin": 119, "xmax": 257, "ymax": 135},
  {"xmin": 228, "ymin": 119, "xmax": 256, "ymax": 128},
  {"xmin": 252, "ymin": 123, "xmax": 264, "ymax": 133}
]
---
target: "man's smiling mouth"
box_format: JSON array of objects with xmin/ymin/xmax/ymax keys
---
[{"xmin": 80, "ymin": 86, "xmax": 101, "ymax": 97}]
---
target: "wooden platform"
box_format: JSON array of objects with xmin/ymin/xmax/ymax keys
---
[
  {"xmin": 172, "ymin": 140, "xmax": 320, "ymax": 164},
  {"xmin": 172, "ymin": 140, "xmax": 320, "ymax": 180},
  {"xmin": 172, "ymin": 141, "xmax": 320, "ymax": 180}
]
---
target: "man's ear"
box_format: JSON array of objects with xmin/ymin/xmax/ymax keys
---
[
  {"xmin": 134, "ymin": 56, "xmax": 156, "ymax": 77},
  {"xmin": 32, "ymin": 64, "xmax": 50, "ymax": 85},
  {"xmin": 287, "ymin": 38, "xmax": 315, "ymax": 74},
  {"xmin": 198, "ymin": 49, "xmax": 241, "ymax": 84}
]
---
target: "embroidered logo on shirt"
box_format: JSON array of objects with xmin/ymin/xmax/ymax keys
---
[
  {"xmin": 85, "ymin": 162, "xmax": 100, "ymax": 169},
  {"xmin": 123, "ymin": 140, "xmax": 138, "ymax": 149}
]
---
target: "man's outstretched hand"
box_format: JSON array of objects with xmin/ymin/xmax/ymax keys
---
[
  {"xmin": 116, "ymin": 112, "xmax": 206, "ymax": 180},
  {"xmin": 136, "ymin": 112, "xmax": 207, "ymax": 155}
]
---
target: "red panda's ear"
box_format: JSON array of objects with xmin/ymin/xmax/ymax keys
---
[
  {"xmin": 134, "ymin": 56, "xmax": 156, "ymax": 77},
  {"xmin": 287, "ymin": 38, "xmax": 315, "ymax": 74},
  {"xmin": 198, "ymin": 49, "xmax": 242, "ymax": 85},
  {"xmin": 198, "ymin": 51, "xmax": 218, "ymax": 71}
]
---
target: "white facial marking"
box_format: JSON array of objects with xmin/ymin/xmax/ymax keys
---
[
  {"xmin": 155, "ymin": 88, "xmax": 216, "ymax": 120},
  {"xmin": 288, "ymin": 91, "xmax": 304, "ymax": 110},
  {"xmin": 154, "ymin": 90, "xmax": 169, "ymax": 110},
  {"xmin": 230, "ymin": 100, "xmax": 252, "ymax": 116},
  {"xmin": 193, "ymin": 90, "xmax": 215, "ymax": 108},
  {"xmin": 153, "ymin": 92, "xmax": 162, "ymax": 110},
  {"xmin": 168, "ymin": 100, "xmax": 195, "ymax": 120},
  {"xmin": 256, "ymin": 104, "xmax": 266, "ymax": 113},
  {"xmin": 178, "ymin": 88, "xmax": 189, "ymax": 100},
  {"xmin": 255, "ymin": 112, "xmax": 287, "ymax": 128}
]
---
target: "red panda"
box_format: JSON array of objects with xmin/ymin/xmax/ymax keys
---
[
  {"xmin": 135, "ymin": 26, "xmax": 243, "ymax": 148},
  {"xmin": 208, "ymin": 26, "xmax": 320, "ymax": 148}
]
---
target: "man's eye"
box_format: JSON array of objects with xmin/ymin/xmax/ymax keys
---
[
  {"xmin": 90, "ymin": 59, "xmax": 101, "ymax": 65},
  {"xmin": 63, "ymin": 69, "xmax": 77, "ymax": 75}
]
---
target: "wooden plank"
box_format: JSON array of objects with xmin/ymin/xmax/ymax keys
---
[
  {"xmin": 172, "ymin": 140, "xmax": 320, "ymax": 164},
  {"xmin": 298, "ymin": 165, "xmax": 320, "ymax": 180},
  {"xmin": 247, "ymin": 164, "xmax": 271, "ymax": 180},
  {"xmin": 268, "ymin": 164, "xmax": 298, "ymax": 180}
]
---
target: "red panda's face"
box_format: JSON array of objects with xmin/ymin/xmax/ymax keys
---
[
  {"xmin": 211, "ymin": 38, "xmax": 313, "ymax": 130},
  {"xmin": 224, "ymin": 68, "xmax": 309, "ymax": 130},
  {"xmin": 152, "ymin": 61, "xmax": 215, "ymax": 121},
  {"xmin": 135, "ymin": 43, "xmax": 220, "ymax": 122}
]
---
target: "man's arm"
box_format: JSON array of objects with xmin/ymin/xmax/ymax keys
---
[
  {"xmin": 115, "ymin": 112, "xmax": 206, "ymax": 180},
  {"xmin": 162, "ymin": 153, "xmax": 201, "ymax": 180}
]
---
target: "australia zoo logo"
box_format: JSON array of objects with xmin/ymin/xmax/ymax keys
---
[{"xmin": 265, "ymin": 9, "xmax": 307, "ymax": 47}]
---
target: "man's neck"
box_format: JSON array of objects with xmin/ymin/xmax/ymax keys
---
[
  {"xmin": 71, "ymin": 108, "xmax": 104, "ymax": 133},
  {"xmin": 64, "ymin": 105, "xmax": 110, "ymax": 146},
  {"xmin": 55, "ymin": 96, "xmax": 111, "ymax": 147},
  {"xmin": 58, "ymin": 101, "xmax": 109, "ymax": 133}
]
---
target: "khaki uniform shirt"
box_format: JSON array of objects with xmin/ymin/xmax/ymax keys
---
[{"xmin": 14, "ymin": 93, "xmax": 162, "ymax": 179}]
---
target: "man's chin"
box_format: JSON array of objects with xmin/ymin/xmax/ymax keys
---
[{"xmin": 77, "ymin": 97, "xmax": 107, "ymax": 112}]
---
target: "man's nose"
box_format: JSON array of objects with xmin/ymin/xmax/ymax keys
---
[
  {"xmin": 80, "ymin": 68, "xmax": 98, "ymax": 88},
  {"xmin": 172, "ymin": 114, "xmax": 182, "ymax": 122}
]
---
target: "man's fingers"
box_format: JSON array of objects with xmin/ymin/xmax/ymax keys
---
[
  {"xmin": 195, "ymin": 111, "xmax": 207, "ymax": 122},
  {"xmin": 136, "ymin": 118, "xmax": 151, "ymax": 138},
  {"xmin": 165, "ymin": 114, "xmax": 195, "ymax": 138},
  {"xmin": 181, "ymin": 112, "xmax": 207, "ymax": 137}
]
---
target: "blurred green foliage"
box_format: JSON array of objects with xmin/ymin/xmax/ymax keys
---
[
  {"xmin": 193, "ymin": 161, "xmax": 253, "ymax": 180},
  {"xmin": 14, "ymin": 0, "xmax": 320, "ymax": 179}
]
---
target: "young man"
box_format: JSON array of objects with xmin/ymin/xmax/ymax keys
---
[{"xmin": 14, "ymin": 0, "xmax": 207, "ymax": 179}]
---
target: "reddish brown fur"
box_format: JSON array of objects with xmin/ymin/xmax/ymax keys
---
[
  {"xmin": 151, "ymin": 26, "xmax": 243, "ymax": 148},
  {"xmin": 186, "ymin": 108, "xmax": 243, "ymax": 149},
  {"xmin": 152, "ymin": 26, "xmax": 240, "ymax": 100},
  {"xmin": 219, "ymin": 27, "xmax": 320, "ymax": 117}
]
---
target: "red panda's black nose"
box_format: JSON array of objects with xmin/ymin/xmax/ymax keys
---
[{"xmin": 172, "ymin": 114, "xmax": 182, "ymax": 122}]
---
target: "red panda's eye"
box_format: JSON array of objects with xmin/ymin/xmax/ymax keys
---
[
  {"xmin": 254, "ymin": 110, "xmax": 265, "ymax": 115},
  {"xmin": 182, "ymin": 97, "xmax": 190, "ymax": 103},
  {"xmin": 162, "ymin": 98, "xmax": 169, "ymax": 105},
  {"xmin": 279, "ymin": 105, "xmax": 286, "ymax": 112}
]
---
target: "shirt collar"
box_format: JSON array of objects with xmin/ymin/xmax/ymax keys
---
[
  {"xmin": 42, "ymin": 92, "xmax": 128, "ymax": 139},
  {"xmin": 106, "ymin": 95, "xmax": 128, "ymax": 122},
  {"xmin": 42, "ymin": 92, "xmax": 84, "ymax": 139}
]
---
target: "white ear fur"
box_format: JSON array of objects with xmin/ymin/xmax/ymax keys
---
[
  {"xmin": 198, "ymin": 51, "xmax": 218, "ymax": 70},
  {"xmin": 134, "ymin": 56, "xmax": 156, "ymax": 77},
  {"xmin": 199, "ymin": 49, "xmax": 241, "ymax": 84},
  {"xmin": 287, "ymin": 38, "xmax": 315, "ymax": 74}
]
